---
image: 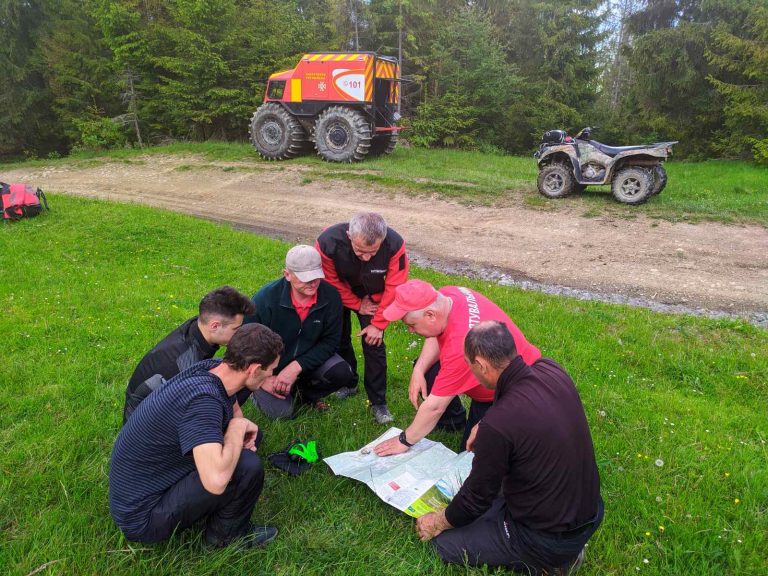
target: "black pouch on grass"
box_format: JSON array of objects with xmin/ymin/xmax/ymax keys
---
[{"xmin": 267, "ymin": 440, "xmax": 319, "ymax": 477}]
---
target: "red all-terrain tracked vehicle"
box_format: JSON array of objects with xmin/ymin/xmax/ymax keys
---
[{"xmin": 250, "ymin": 52, "xmax": 402, "ymax": 163}]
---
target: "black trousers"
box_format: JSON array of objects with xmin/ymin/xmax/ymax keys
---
[
  {"xmin": 252, "ymin": 353, "xmax": 356, "ymax": 419},
  {"xmin": 424, "ymin": 361, "xmax": 492, "ymax": 452},
  {"xmin": 338, "ymin": 308, "xmax": 388, "ymax": 405},
  {"xmin": 433, "ymin": 497, "xmax": 604, "ymax": 572},
  {"xmin": 132, "ymin": 449, "xmax": 265, "ymax": 546}
]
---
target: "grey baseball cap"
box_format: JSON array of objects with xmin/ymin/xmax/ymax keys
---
[{"xmin": 285, "ymin": 245, "xmax": 325, "ymax": 282}]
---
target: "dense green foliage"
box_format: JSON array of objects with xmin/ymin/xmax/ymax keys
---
[
  {"xmin": 1, "ymin": 197, "xmax": 766, "ymax": 575},
  {"xmin": 1, "ymin": 0, "xmax": 766, "ymax": 160}
]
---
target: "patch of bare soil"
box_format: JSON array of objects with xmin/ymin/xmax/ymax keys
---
[{"xmin": 6, "ymin": 154, "xmax": 767, "ymax": 324}]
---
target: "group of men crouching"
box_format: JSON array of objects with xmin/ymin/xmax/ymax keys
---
[{"xmin": 109, "ymin": 212, "xmax": 603, "ymax": 575}]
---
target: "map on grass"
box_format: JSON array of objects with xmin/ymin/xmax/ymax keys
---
[{"xmin": 323, "ymin": 427, "xmax": 474, "ymax": 517}]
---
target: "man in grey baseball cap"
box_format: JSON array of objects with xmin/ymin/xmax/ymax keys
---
[
  {"xmin": 245, "ymin": 245, "xmax": 355, "ymax": 418},
  {"xmin": 285, "ymin": 245, "xmax": 326, "ymax": 282}
]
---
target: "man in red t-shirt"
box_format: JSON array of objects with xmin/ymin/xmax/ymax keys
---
[{"xmin": 374, "ymin": 280, "xmax": 541, "ymax": 455}]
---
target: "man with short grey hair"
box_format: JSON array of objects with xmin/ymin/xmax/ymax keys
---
[
  {"xmin": 415, "ymin": 321, "xmax": 603, "ymax": 575},
  {"xmin": 316, "ymin": 212, "xmax": 409, "ymax": 424},
  {"xmin": 247, "ymin": 245, "xmax": 355, "ymax": 418}
]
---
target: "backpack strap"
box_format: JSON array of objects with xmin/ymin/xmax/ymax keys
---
[{"xmin": 37, "ymin": 188, "xmax": 49, "ymax": 210}]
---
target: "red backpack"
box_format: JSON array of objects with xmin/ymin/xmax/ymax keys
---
[{"xmin": 1, "ymin": 182, "xmax": 49, "ymax": 220}]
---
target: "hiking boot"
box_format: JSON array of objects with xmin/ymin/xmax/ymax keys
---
[
  {"xmin": 371, "ymin": 404, "xmax": 394, "ymax": 424},
  {"xmin": 312, "ymin": 399, "xmax": 330, "ymax": 412},
  {"xmin": 334, "ymin": 386, "xmax": 358, "ymax": 399},
  {"xmin": 205, "ymin": 523, "xmax": 278, "ymax": 549}
]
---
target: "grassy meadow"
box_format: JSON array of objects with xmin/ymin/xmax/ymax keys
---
[
  {"xmin": 0, "ymin": 195, "xmax": 766, "ymax": 576},
  {"xmin": 6, "ymin": 142, "xmax": 768, "ymax": 226}
]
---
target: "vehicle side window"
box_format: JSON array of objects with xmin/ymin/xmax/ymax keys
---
[{"xmin": 267, "ymin": 81, "xmax": 285, "ymax": 100}]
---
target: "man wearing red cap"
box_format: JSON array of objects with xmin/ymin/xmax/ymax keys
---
[{"xmin": 374, "ymin": 280, "xmax": 541, "ymax": 455}]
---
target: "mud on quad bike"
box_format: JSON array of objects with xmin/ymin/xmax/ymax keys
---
[{"xmin": 534, "ymin": 127, "xmax": 677, "ymax": 205}]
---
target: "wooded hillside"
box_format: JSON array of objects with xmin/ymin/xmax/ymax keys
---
[{"xmin": 1, "ymin": 0, "xmax": 765, "ymax": 162}]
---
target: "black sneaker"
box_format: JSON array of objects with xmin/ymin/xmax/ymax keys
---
[
  {"xmin": 334, "ymin": 386, "xmax": 358, "ymax": 399},
  {"xmin": 238, "ymin": 524, "xmax": 279, "ymax": 549},
  {"xmin": 206, "ymin": 524, "xmax": 278, "ymax": 549}
]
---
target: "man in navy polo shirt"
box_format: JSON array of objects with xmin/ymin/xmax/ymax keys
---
[{"xmin": 109, "ymin": 323, "xmax": 284, "ymax": 548}]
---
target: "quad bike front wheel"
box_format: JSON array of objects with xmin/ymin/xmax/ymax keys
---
[
  {"xmin": 537, "ymin": 163, "xmax": 575, "ymax": 199},
  {"xmin": 314, "ymin": 106, "xmax": 372, "ymax": 162},
  {"xmin": 612, "ymin": 166, "xmax": 653, "ymax": 205},
  {"xmin": 651, "ymin": 164, "xmax": 667, "ymax": 195},
  {"xmin": 249, "ymin": 103, "xmax": 307, "ymax": 160}
]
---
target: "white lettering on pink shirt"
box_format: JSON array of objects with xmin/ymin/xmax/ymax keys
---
[{"xmin": 458, "ymin": 286, "xmax": 481, "ymax": 329}]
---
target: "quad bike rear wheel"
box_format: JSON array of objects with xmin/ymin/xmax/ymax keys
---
[
  {"xmin": 249, "ymin": 103, "xmax": 307, "ymax": 160},
  {"xmin": 537, "ymin": 163, "xmax": 575, "ymax": 199},
  {"xmin": 612, "ymin": 166, "xmax": 653, "ymax": 205},
  {"xmin": 314, "ymin": 106, "xmax": 372, "ymax": 162},
  {"xmin": 651, "ymin": 164, "xmax": 667, "ymax": 195}
]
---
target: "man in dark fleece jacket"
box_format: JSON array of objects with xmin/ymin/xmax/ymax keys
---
[
  {"xmin": 416, "ymin": 321, "xmax": 603, "ymax": 575},
  {"xmin": 247, "ymin": 245, "xmax": 355, "ymax": 418},
  {"xmin": 123, "ymin": 286, "xmax": 255, "ymax": 423}
]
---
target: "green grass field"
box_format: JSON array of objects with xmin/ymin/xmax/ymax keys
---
[
  {"xmin": 5, "ymin": 142, "xmax": 768, "ymax": 226},
  {"xmin": 1, "ymin": 197, "xmax": 766, "ymax": 575}
]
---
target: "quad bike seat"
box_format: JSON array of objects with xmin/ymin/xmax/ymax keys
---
[{"xmin": 588, "ymin": 140, "xmax": 655, "ymax": 157}]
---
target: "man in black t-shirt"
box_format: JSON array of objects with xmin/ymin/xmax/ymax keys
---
[
  {"xmin": 415, "ymin": 321, "xmax": 603, "ymax": 575},
  {"xmin": 123, "ymin": 286, "xmax": 255, "ymax": 423},
  {"xmin": 110, "ymin": 323, "xmax": 284, "ymax": 548}
]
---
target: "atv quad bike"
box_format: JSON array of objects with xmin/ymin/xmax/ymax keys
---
[{"xmin": 534, "ymin": 127, "xmax": 677, "ymax": 205}]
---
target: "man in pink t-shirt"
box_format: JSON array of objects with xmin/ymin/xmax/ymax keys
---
[{"xmin": 374, "ymin": 280, "xmax": 541, "ymax": 456}]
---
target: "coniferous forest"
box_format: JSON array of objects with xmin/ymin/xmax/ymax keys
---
[{"xmin": 2, "ymin": 0, "xmax": 766, "ymax": 162}]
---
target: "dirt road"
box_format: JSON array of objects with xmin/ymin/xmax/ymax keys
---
[{"xmin": 6, "ymin": 154, "xmax": 767, "ymax": 322}]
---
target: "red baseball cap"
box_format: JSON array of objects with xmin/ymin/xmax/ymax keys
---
[{"xmin": 383, "ymin": 280, "xmax": 439, "ymax": 321}]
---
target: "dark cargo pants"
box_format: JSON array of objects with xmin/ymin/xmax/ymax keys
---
[{"xmin": 338, "ymin": 308, "xmax": 388, "ymax": 405}]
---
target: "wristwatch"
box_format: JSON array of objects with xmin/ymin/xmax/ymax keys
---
[{"xmin": 399, "ymin": 431, "xmax": 414, "ymax": 447}]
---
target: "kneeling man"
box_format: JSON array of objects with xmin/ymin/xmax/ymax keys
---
[
  {"xmin": 416, "ymin": 321, "xmax": 603, "ymax": 574},
  {"xmin": 249, "ymin": 245, "xmax": 355, "ymax": 418},
  {"xmin": 109, "ymin": 323, "xmax": 284, "ymax": 548}
]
